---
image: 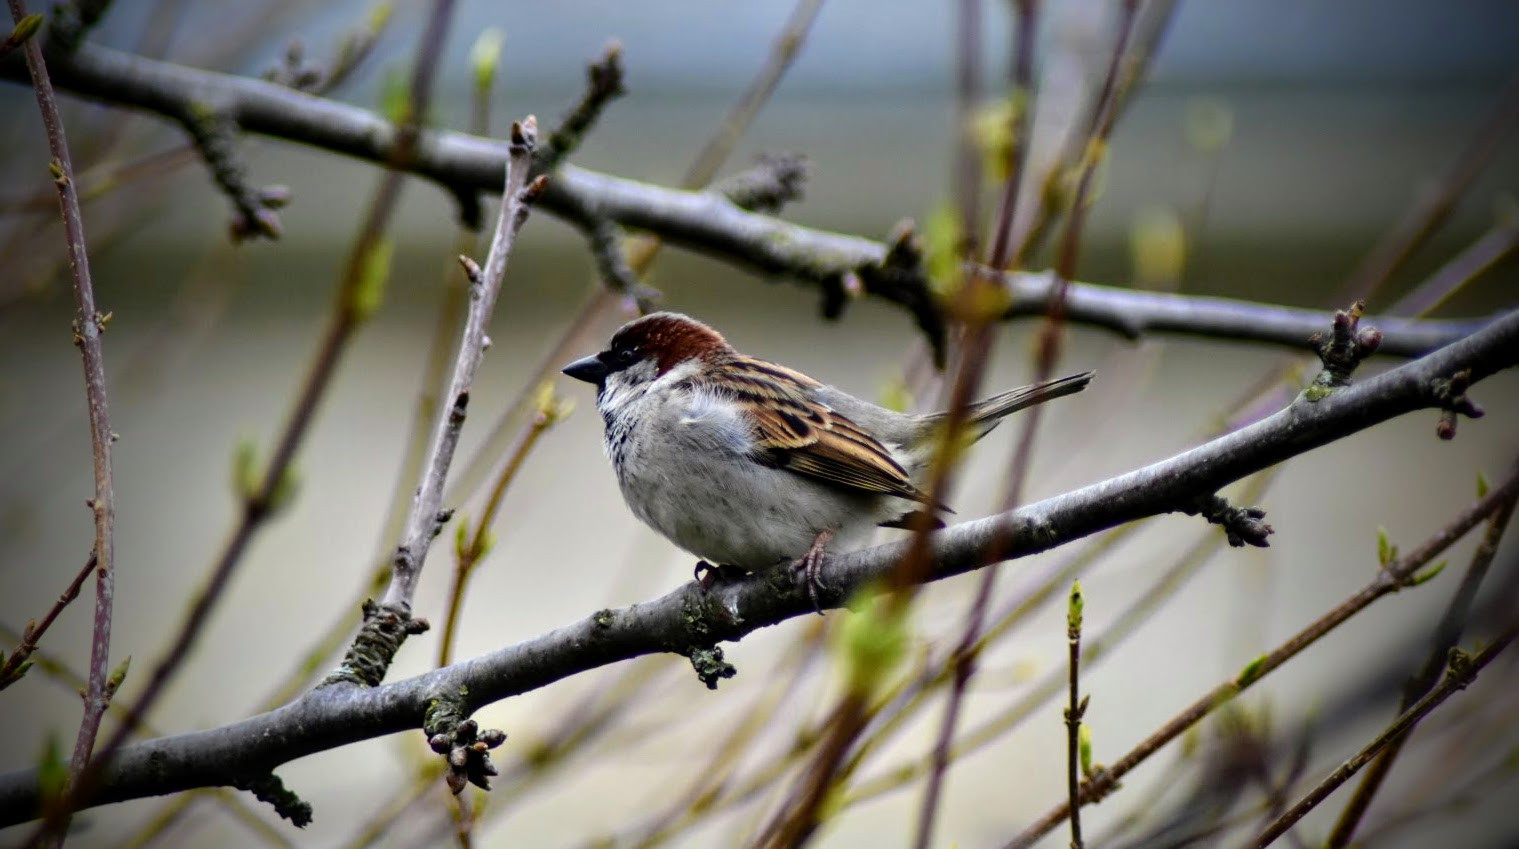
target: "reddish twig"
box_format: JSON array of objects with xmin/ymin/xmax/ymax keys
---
[
  {"xmin": 1255, "ymin": 620, "xmax": 1518, "ymax": 847},
  {"xmin": 1342, "ymin": 71, "xmax": 1519, "ymax": 300},
  {"xmin": 0, "ymin": 553, "xmax": 96, "ymax": 690},
  {"xmin": 8, "ymin": 2, "xmax": 119, "ymax": 843},
  {"xmin": 1324, "ymin": 490, "xmax": 1518, "ymax": 845},
  {"xmin": 915, "ymin": 4, "xmax": 1147, "ymax": 844}
]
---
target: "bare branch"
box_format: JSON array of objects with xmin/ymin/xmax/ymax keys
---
[
  {"xmin": 0, "ymin": 38, "xmax": 1487, "ymax": 357},
  {"xmin": 0, "ymin": 308, "xmax": 1513, "ymax": 826},
  {"xmin": 326, "ymin": 118, "xmax": 546, "ymax": 691}
]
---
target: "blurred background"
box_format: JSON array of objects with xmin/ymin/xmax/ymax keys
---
[{"xmin": 2, "ymin": 1, "xmax": 1517, "ymax": 847}]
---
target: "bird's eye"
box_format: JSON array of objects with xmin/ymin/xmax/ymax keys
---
[{"xmin": 607, "ymin": 347, "xmax": 637, "ymax": 368}]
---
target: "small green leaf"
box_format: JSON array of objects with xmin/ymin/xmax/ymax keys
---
[
  {"xmin": 470, "ymin": 28, "xmax": 505, "ymax": 95},
  {"xmin": 268, "ymin": 464, "xmax": 301, "ymax": 515},
  {"xmin": 1183, "ymin": 96, "xmax": 1234, "ymax": 154},
  {"xmin": 231, "ymin": 438, "xmax": 259, "ymax": 502},
  {"xmin": 1409, "ymin": 560, "xmax": 1447, "ymax": 587},
  {"xmin": 8, "ymin": 13, "xmax": 43, "ymax": 47},
  {"xmin": 1376, "ymin": 527, "xmax": 1391, "ymax": 566},
  {"xmin": 378, "ymin": 67, "xmax": 410, "ymax": 124},
  {"xmin": 921, "ymin": 200, "xmax": 963, "ymax": 300},
  {"xmin": 1235, "ymin": 654, "xmax": 1267, "ymax": 687},
  {"xmin": 532, "ymin": 381, "xmax": 574, "ymax": 424},
  {"xmin": 1068, "ymin": 580, "xmax": 1084, "ymax": 633},
  {"xmin": 1129, "ymin": 206, "xmax": 1187, "ymax": 288},
  {"xmin": 1476, "ymin": 472, "xmax": 1490, "ymax": 499},
  {"xmin": 474, "ymin": 527, "xmax": 496, "ymax": 559},
  {"xmin": 453, "ymin": 513, "xmax": 471, "ymax": 559},
  {"xmin": 837, "ymin": 593, "xmax": 909, "ymax": 697},
  {"xmin": 38, "ymin": 734, "xmax": 66, "ymax": 803},
  {"xmin": 367, "ymin": 1, "xmax": 394, "ymax": 32},
  {"xmin": 106, "ymin": 655, "xmax": 132, "ymax": 695},
  {"xmin": 877, "ymin": 373, "xmax": 914, "ymax": 414},
  {"xmin": 350, "ymin": 237, "xmax": 393, "ymax": 321},
  {"xmin": 1078, "ymin": 722, "xmax": 1094, "ymax": 777}
]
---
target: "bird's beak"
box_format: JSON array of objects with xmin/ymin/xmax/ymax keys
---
[{"xmin": 562, "ymin": 354, "xmax": 609, "ymax": 384}]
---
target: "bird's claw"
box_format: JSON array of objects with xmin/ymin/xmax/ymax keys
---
[{"xmin": 792, "ymin": 529, "xmax": 834, "ymax": 615}]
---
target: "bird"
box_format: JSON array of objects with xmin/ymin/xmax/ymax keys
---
[{"xmin": 562, "ymin": 311, "xmax": 1093, "ymax": 609}]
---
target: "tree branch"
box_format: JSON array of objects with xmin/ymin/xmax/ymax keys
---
[
  {"xmin": 0, "ymin": 38, "xmax": 1488, "ymax": 358},
  {"xmin": 0, "ymin": 308, "xmax": 1513, "ymax": 826}
]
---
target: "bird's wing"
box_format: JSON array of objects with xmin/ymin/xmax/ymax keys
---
[{"xmin": 705, "ymin": 355, "xmax": 930, "ymax": 503}]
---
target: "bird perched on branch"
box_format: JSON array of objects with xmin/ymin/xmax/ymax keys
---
[{"xmin": 563, "ymin": 312, "xmax": 1092, "ymax": 609}]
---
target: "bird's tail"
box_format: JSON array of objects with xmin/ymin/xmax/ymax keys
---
[{"xmin": 962, "ymin": 371, "xmax": 1095, "ymax": 436}]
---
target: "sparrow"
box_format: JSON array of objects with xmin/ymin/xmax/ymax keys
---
[{"xmin": 562, "ymin": 312, "xmax": 1093, "ymax": 608}]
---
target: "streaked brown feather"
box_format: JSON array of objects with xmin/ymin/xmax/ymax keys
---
[{"xmin": 702, "ymin": 355, "xmax": 930, "ymax": 503}]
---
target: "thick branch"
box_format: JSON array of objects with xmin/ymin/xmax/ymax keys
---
[
  {"xmin": 0, "ymin": 309, "xmax": 1513, "ymax": 825},
  {"xmin": 0, "ymin": 39, "xmax": 1486, "ymax": 357}
]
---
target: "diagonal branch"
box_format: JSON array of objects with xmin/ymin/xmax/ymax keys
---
[
  {"xmin": 0, "ymin": 308, "xmax": 1513, "ymax": 826},
  {"xmin": 0, "ymin": 38, "xmax": 1488, "ymax": 358}
]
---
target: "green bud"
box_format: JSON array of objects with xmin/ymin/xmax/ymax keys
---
[
  {"xmin": 38, "ymin": 734, "xmax": 66, "ymax": 803},
  {"xmin": 8, "ymin": 14, "xmax": 43, "ymax": 48},
  {"xmin": 838, "ymin": 594, "xmax": 908, "ymax": 696},
  {"xmin": 1235, "ymin": 654, "xmax": 1267, "ymax": 687},
  {"xmin": 470, "ymin": 28, "xmax": 506, "ymax": 95},
  {"xmin": 921, "ymin": 201, "xmax": 963, "ymax": 300},
  {"xmin": 1068, "ymin": 580, "xmax": 1085, "ymax": 633},
  {"xmin": 106, "ymin": 655, "xmax": 132, "ymax": 695},
  {"xmin": 1078, "ymin": 722, "xmax": 1094, "ymax": 777},
  {"xmin": 232, "ymin": 438, "xmax": 260, "ymax": 503},
  {"xmin": 454, "ymin": 513, "xmax": 471, "ymax": 559},
  {"xmin": 350, "ymin": 236, "xmax": 392, "ymax": 321},
  {"xmin": 1408, "ymin": 560, "xmax": 1447, "ymax": 587}
]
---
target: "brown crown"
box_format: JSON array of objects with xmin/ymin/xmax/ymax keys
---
[{"xmin": 609, "ymin": 312, "xmax": 732, "ymax": 374}]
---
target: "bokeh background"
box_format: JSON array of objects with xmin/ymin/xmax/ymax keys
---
[{"xmin": 2, "ymin": 1, "xmax": 1518, "ymax": 847}]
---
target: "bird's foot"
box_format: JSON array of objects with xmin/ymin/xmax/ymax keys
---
[
  {"xmin": 791, "ymin": 529, "xmax": 835, "ymax": 615},
  {"xmin": 694, "ymin": 560, "xmax": 749, "ymax": 590}
]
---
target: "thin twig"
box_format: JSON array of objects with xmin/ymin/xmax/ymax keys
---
[
  {"xmin": 332, "ymin": 117, "xmax": 546, "ymax": 692},
  {"xmin": 8, "ymin": 2, "xmax": 118, "ymax": 843},
  {"xmin": 0, "ymin": 553, "xmax": 97, "ymax": 690},
  {"xmin": 681, "ymin": 0, "xmax": 824, "ymax": 189},
  {"xmin": 1254, "ymin": 621, "xmax": 1518, "ymax": 847},
  {"xmin": 1324, "ymin": 491, "xmax": 1518, "ymax": 845},
  {"xmin": 383, "ymin": 124, "xmax": 544, "ymax": 612},
  {"xmin": 1389, "ymin": 217, "xmax": 1519, "ymax": 319},
  {"xmin": 912, "ymin": 2, "xmax": 1044, "ymax": 843},
  {"xmin": 1343, "ymin": 71, "xmax": 1519, "ymax": 299},
  {"xmin": 915, "ymin": 4, "xmax": 1143, "ymax": 842},
  {"xmin": 1065, "ymin": 581, "xmax": 1087, "ymax": 849},
  {"xmin": 845, "ymin": 473, "xmax": 1276, "ymax": 811},
  {"xmin": 1001, "ymin": 462, "xmax": 1519, "ymax": 849},
  {"xmin": 0, "ymin": 310, "xmax": 1514, "ymax": 825},
  {"xmin": 436, "ymin": 386, "xmax": 568, "ymax": 668}
]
